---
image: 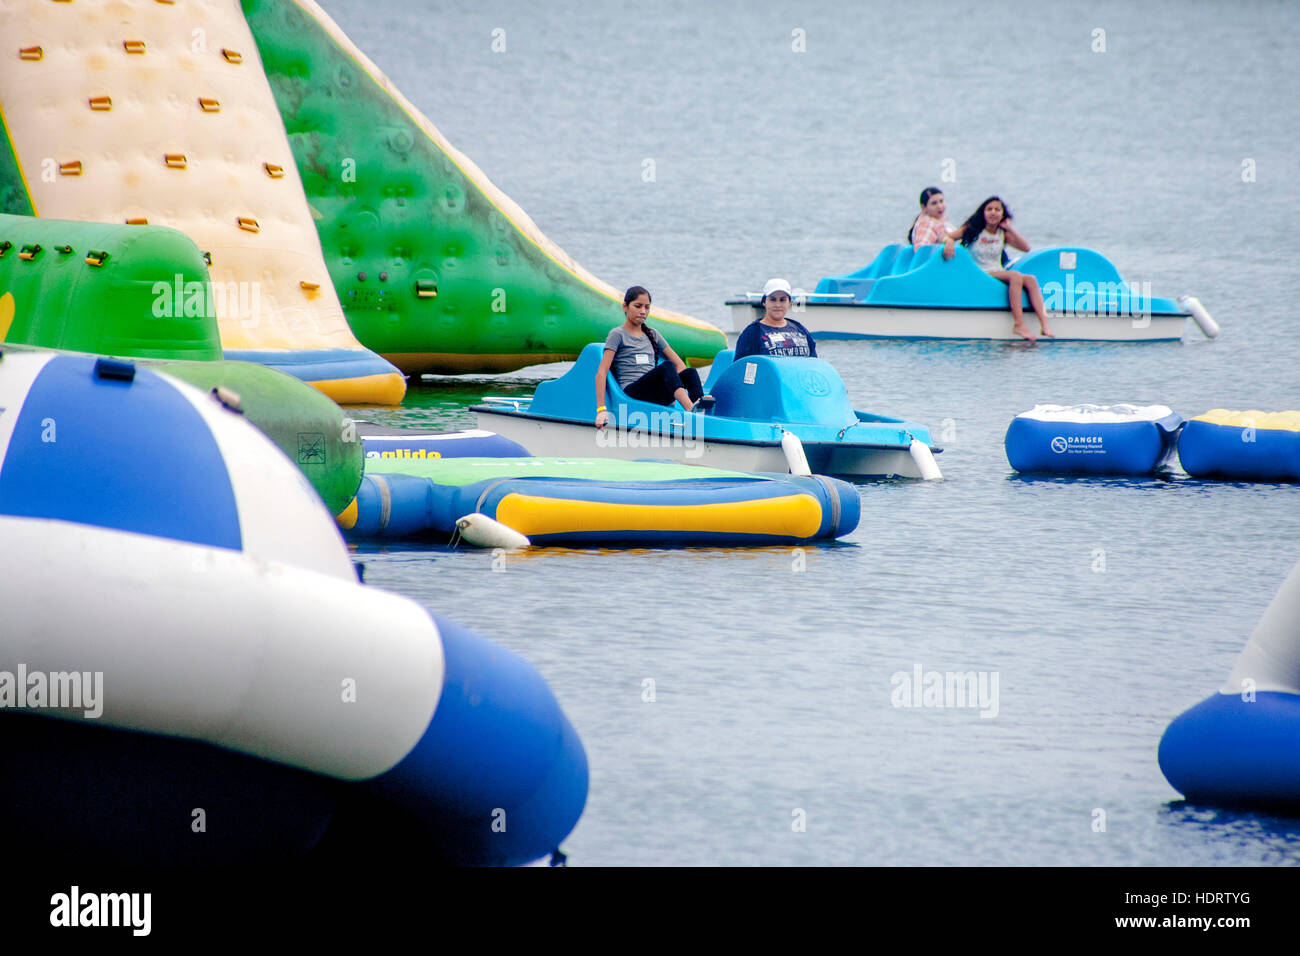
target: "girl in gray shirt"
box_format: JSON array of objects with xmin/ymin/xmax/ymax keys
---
[{"xmin": 594, "ymin": 286, "xmax": 707, "ymax": 429}]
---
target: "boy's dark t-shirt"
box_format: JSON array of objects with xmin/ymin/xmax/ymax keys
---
[{"xmin": 735, "ymin": 318, "xmax": 818, "ymax": 359}]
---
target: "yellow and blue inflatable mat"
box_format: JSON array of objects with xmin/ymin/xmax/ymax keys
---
[
  {"xmin": 338, "ymin": 457, "xmax": 860, "ymax": 545},
  {"xmin": 1179, "ymin": 410, "xmax": 1300, "ymax": 482}
]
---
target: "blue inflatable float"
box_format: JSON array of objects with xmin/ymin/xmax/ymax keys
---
[
  {"xmin": 339, "ymin": 456, "xmax": 860, "ymax": 545},
  {"xmin": 1159, "ymin": 557, "xmax": 1300, "ymax": 810},
  {"xmin": 0, "ymin": 347, "xmax": 587, "ymax": 865},
  {"xmin": 1178, "ymin": 410, "xmax": 1300, "ymax": 482},
  {"xmin": 1005, "ymin": 403, "xmax": 1183, "ymax": 475}
]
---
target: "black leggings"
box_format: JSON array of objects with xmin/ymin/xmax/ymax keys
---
[{"xmin": 624, "ymin": 363, "xmax": 704, "ymax": 407}]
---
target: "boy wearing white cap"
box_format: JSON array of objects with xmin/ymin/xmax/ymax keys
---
[{"xmin": 734, "ymin": 278, "xmax": 818, "ymax": 360}]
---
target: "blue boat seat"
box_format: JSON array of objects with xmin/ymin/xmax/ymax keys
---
[
  {"xmin": 703, "ymin": 349, "xmax": 734, "ymax": 393},
  {"xmin": 710, "ymin": 355, "xmax": 857, "ymax": 426}
]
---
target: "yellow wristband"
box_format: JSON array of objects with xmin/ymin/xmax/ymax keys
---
[{"xmin": 596, "ymin": 405, "xmax": 607, "ymax": 412}]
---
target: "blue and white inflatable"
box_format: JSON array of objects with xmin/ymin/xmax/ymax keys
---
[
  {"xmin": 1005, "ymin": 404, "xmax": 1183, "ymax": 476},
  {"xmin": 0, "ymin": 347, "xmax": 587, "ymax": 865},
  {"xmin": 1159, "ymin": 557, "xmax": 1300, "ymax": 810}
]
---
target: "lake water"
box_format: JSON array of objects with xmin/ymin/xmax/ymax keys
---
[{"xmin": 329, "ymin": 0, "xmax": 1300, "ymax": 865}]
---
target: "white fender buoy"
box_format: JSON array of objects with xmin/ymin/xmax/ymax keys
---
[
  {"xmin": 909, "ymin": 439, "xmax": 943, "ymax": 480},
  {"xmin": 780, "ymin": 429, "xmax": 812, "ymax": 476},
  {"xmin": 1178, "ymin": 295, "xmax": 1221, "ymax": 339},
  {"xmin": 454, "ymin": 513, "xmax": 530, "ymax": 550}
]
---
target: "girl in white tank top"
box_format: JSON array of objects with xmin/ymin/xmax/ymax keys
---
[
  {"xmin": 953, "ymin": 196, "xmax": 1056, "ymax": 342},
  {"xmin": 970, "ymin": 227, "xmax": 1005, "ymax": 272}
]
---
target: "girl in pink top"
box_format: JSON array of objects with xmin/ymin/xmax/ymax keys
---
[
  {"xmin": 908, "ymin": 187, "xmax": 953, "ymax": 248},
  {"xmin": 951, "ymin": 196, "xmax": 1056, "ymax": 342}
]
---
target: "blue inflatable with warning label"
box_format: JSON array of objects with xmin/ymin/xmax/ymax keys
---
[{"xmin": 1004, "ymin": 404, "xmax": 1183, "ymax": 476}]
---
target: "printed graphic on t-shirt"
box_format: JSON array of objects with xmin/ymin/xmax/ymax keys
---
[
  {"xmin": 972, "ymin": 230, "xmax": 1004, "ymax": 270},
  {"xmin": 762, "ymin": 327, "xmax": 812, "ymax": 356}
]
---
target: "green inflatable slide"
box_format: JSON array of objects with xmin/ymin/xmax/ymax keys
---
[{"xmin": 242, "ymin": 0, "xmax": 725, "ymax": 374}]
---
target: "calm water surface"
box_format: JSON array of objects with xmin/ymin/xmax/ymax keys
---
[{"xmin": 329, "ymin": 0, "xmax": 1300, "ymax": 864}]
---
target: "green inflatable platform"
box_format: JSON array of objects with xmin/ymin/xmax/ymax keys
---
[
  {"xmin": 242, "ymin": 0, "xmax": 726, "ymax": 375},
  {"xmin": 0, "ymin": 214, "xmax": 221, "ymax": 361}
]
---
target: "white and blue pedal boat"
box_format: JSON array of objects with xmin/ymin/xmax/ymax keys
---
[
  {"xmin": 472, "ymin": 345, "xmax": 943, "ymax": 480},
  {"xmin": 726, "ymin": 245, "xmax": 1219, "ymax": 343}
]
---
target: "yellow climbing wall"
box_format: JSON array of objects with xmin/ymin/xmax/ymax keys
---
[{"xmin": 0, "ymin": 0, "xmax": 405, "ymax": 404}]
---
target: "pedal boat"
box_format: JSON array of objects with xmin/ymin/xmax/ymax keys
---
[
  {"xmin": 471, "ymin": 345, "xmax": 942, "ymax": 480},
  {"xmin": 726, "ymin": 245, "xmax": 1219, "ymax": 343}
]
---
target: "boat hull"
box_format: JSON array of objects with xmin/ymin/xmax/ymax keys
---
[
  {"xmin": 475, "ymin": 409, "xmax": 928, "ymax": 479},
  {"xmin": 727, "ymin": 302, "xmax": 1189, "ymax": 342}
]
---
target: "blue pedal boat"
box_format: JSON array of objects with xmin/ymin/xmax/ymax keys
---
[
  {"xmin": 472, "ymin": 345, "xmax": 943, "ymax": 479},
  {"xmin": 726, "ymin": 245, "xmax": 1219, "ymax": 343}
]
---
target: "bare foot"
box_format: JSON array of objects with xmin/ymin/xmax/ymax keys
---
[
  {"xmin": 1039, "ymin": 324, "xmax": 1057, "ymax": 338},
  {"xmin": 1012, "ymin": 322, "xmax": 1038, "ymax": 343}
]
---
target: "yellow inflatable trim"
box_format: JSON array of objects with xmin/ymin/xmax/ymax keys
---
[
  {"xmin": 495, "ymin": 493, "xmax": 823, "ymax": 539},
  {"xmin": 335, "ymin": 496, "xmax": 359, "ymax": 530},
  {"xmin": 1194, "ymin": 409, "xmax": 1300, "ymax": 432},
  {"xmin": 308, "ymin": 371, "xmax": 406, "ymax": 406},
  {"xmin": 0, "ymin": 291, "xmax": 14, "ymax": 341}
]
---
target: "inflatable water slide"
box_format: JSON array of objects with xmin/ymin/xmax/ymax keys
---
[{"xmin": 0, "ymin": 0, "xmax": 724, "ymax": 402}]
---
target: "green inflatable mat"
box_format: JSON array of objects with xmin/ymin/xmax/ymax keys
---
[{"xmin": 363, "ymin": 455, "xmax": 758, "ymax": 486}]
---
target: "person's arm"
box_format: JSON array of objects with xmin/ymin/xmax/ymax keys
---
[
  {"xmin": 660, "ymin": 339, "xmax": 689, "ymax": 373},
  {"xmin": 734, "ymin": 324, "xmax": 756, "ymax": 359},
  {"xmin": 805, "ymin": 323, "xmax": 817, "ymax": 358},
  {"xmin": 941, "ymin": 229, "xmax": 960, "ymax": 260},
  {"xmin": 595, "ymin": 349, "xmax": 615, "ymax": 428},
  {"xmin": 1001, "ymin": 221, "xmax": 1030, "ymax": 252}
]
